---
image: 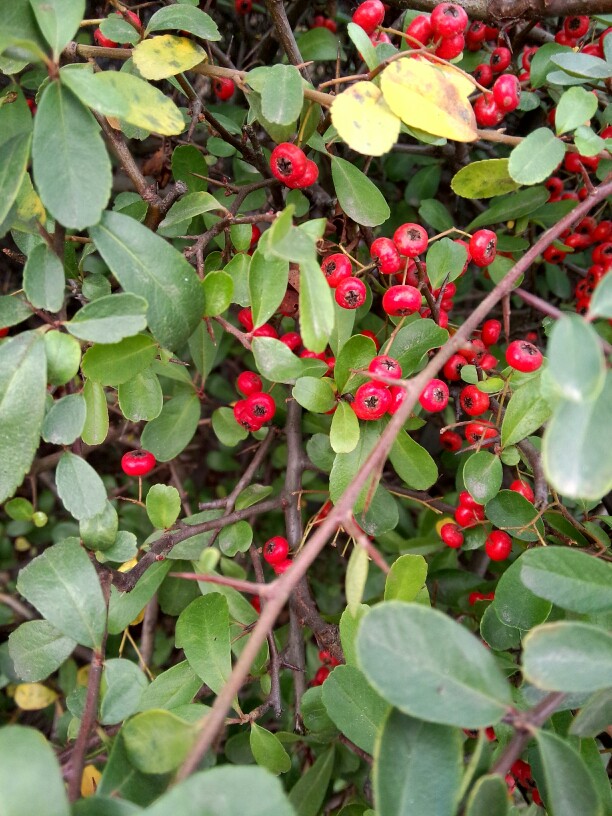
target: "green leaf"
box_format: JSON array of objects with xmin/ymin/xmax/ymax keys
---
[
  {"xmin": 218, "ymin": 521, "xmax": 252, "ymax": 556},
  {"xmin": 346, "ymin": 544, "xmax": 369, "ymax": 609},
  {"xmin": 493, "ymin": 556, "xmax": 552, "ymax": 631},
  {"xmin": 79, "ymin": 501, "xmax": 118, "ymax": 552},
  {"xmin": 29, "ymin": 0, "xmax": 84, "ymax": 56},
  {"xmin": 467, "ymin": 186, "xmax": 549, "ymax": 231},
  {"xmin": 55, "ymin": 451, "xmax": 107, "ymax": 521},
  {"xmin": 211, "ymin": 406, "xmax": 249, "ymax": 447},
  {"xmin": 82, "ymin": 379, "xmax": 109, "ymax": 445},
  {"xmin": 250, "ymin": 723, "xmax": 291, "ymax": 775},
  {"xmin": 464, "ymin": 451, "xmax": 503, "ymax": 505},
  {"xmin": 485, "ymin": 490, "xmax": 544, "ymax": 542},
  {"xmin": 555, "ymin": 86, "xmax": 599, "ymax": 135},
  {"xmin": 334, "ymin": 333, "xmax": 376, "ymax": 393},
  {"xmin": 118, "ymin": 369, "xmax": 163, "ymax": 423},
  {"xmin": 574, "ymin": 125, "xmax": 605, "ymax": 157},
  {"xmin": 4, "ymin": 497, "xmax": 33, "ymax": 520},
  {"xmin": 158, "ymin": 191, "xmax": 222, "ymax": 230},
  {"xmin": 374, "ymin": 710, "xmax": 463, "ymax": 816},
  {"xmin": 0, "ymin": 294, "xmax": 33, "ymax": 329},
  {"xmin": 543, "ymin": 372, "xmax": 612, "ymax": 500},
  {"xmin": 480, "ymin": 604, "xmax": 521, "ymax": 651},
  {"xmin": 261, "ymin": 65, "xmax": 303, "ymax": 125},
  {"xmin": 551, "ymin": 51, "xmax": 612, "ymax": 79},
  {"xmin": 140, "ymin": 392, "xmax": 201, "ymax": 462},
  {"xmin": 89, "ymin": 211, "xmax": 205, "ymax": 351},
  {"xmin": 331, "ymin": 156, "xmax": 390, "ymax": 227},
  {"xmin": 145, "ymin": 5, "xmax": 220, "ymax": 40},
  {"xmin": 296, "ymin": 27, "xmax": 343, "ymax": 62},
  {"xmin": 251, "ymin": 337, "xmax": 307, "ymax": 384},
  {"xmin": 548, "ymin": 314, "xmax": 606, "ymax": 403},
  {"xmin": 123, "ymin": 709, "xmax": 196, "ymax": 774},
  {"xmin": 519, "ymin": 547, "xmax": 612, "ymax": 614},
  {"xmin": 8, "ymin": 620, "xmax": 77, "ymax": 682},
  {"xmin": 535, "ymin": 729, "xmax": 602, "ymax": 816},
  {"xmin": 289, "ymin": 747, "xmax": 334, "ymax": 816},
  {"xmin": 451, "ymin": 159, "xmax": 520, "ymax": 199},
  {"xmin": 138, "ymin": 661, "xmax": 201, "ymax": 712},
  {"xmin": 465, "ymin": 775, "xmax": 508, "ymax": 816},
  {"xmin": 330, "ymin": 400, "xmax": 360, "ymax": 454},
  {"xmin": 0, "ymin": 133, "xmax": 32, "ymax": 234},
  {"xmin": 32, "ymin": 82, "xmax": 111, "ymax": 229},
  {"xmin": 99, "ymin": 15, "xmax": 140, "ymax": 45},
  {"xmin": 330, "ymin": 420, "xmax": 382, "ymax": 511},
  {"xmin": 16, "ymin": 538, "xmax": 106, "ymax": 648},
  {"xmin": 66, "ymin": 294, "xmax": 148, "ymax": 344},
  {"xmin": 0, "ymin": 725, "xmax": 70, "ymax": 816},
  {"xmin": 60, "ymin": 66, "xmax": 186, "ymax": 137},
  {"xmin": 390, "ymin": 431, "xmax": 438, "ymax": 491},
  {"xmin": 419, "ymin": 199, "xmax": 453, "ymax": 232},
  {"xmin": 146, "ymin": 484, "xmax": 181, "ymax": 529},
  {"xmin": 530, "ymin": 43, "xmax": 572, "ymax": 87},
  {"xmin": 107, "ymin": 561, "xmax": 170, "ymax": 634},
  {"xmin": 203, "ymin": 270, "xmax": 233, "ymax": 317},
  {"xmin": 81, "ymin": 335, "xmax": 157, "ymax": 385},
  {"xmin": 340, "ymin": 604, "xmax": 369, "ymax": 667},
  {"xmin": 0, "ymin": 332, "xmax": 46, "ymax": 503},
  {"xmin": 523, "ymin": 621, "xmax": 612, "ymax": 693},
  {"xmin": 425, "ymin": 237, "xmax": 467, "ymax": 290},
  {"xmin": 248, "ymin": 250, "xmax": 288, "ymax": 328},
  {"xmin": 384, "ymin": 554, "xmax": 427, "ymax": 602},
  {"xmin": 321, "ymin": 665, "xmax": 389, "ymax": 754},
  {"xmin": 387, "ymin": 318, "xmax": 448, "ymax": 375},
  {"xmin": 41, "ymin": 393, "xmax": 86, "ymax": 445},
  {"xmin": 235, "ymin": 484, "xmax": 273, "ymax": 511},
  {"xmin": 100, "ymin": 658, "xmax": 149, "ymax": 726},
  {"xmin": 570, "ymin": 689, "xmax": 612, "ymax": 737},
  {"xmin": 501, "ymin": 375, "xmax": 552, "ymax": 447},
  {"xmin": 23, "ymin": 243, "xmax": 65, "ymax": 313},
  {"xmin": 176, "ymin": 594, "xmax": 232, "ymax": 695},
  {"xmin": 292, "ymin": 377, "xmax": 336, "ymax": 413},
  {"xmin": 44, "ymin": 330, "xmax": 80, "ymax": 386},
  {"xmin": 508, "ymin": 128, "xmax": 566, "ymax": 185},
  {"xmin": 300, "ymin": 258, "xmax": 335, "ymax": 353}
]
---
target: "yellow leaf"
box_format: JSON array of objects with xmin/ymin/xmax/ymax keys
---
[
  {"xmin": 81, "ymin": 764, "xmax": 102, "ymax": 797},
  {"xmin": 132, "ymin": 35, "xmax": 206, "ymax": 81},
  {"xmin": 118, "ymin": 557, "xmax": 138, "ymax": 573},
  {"xmin": 331, "ymin": 81, "xmax": 401, "ymax": 157},
  {"xmin": 433, "ymin": 61, "xmax": 476, "ymax": 99},
  {"xmin": 14, "ymin": 683, "xmax": 58, "ymax": 710},
  {"xmin": 381, "ymin": 58, "xmax": 477, "ymax": 143},
  {"xmin": 76, "ymin": 665, "xmax": 90, "ymax": 686},
  {"xmin": 130, "ymin": 608, "xmax": 145, "ymax": 626}
]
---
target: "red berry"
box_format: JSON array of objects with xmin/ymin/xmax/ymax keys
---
[
  {"xmin": 213, "ymin": 77, "xmax": 235, "ymax": 101},
  {"xmin": 479, "ymin": 352, "xmax": 498, "ymax": 371},
  {"xmin": 490, "ymin": 46, "xmax": 512, "ymax": 73},
  {"xmin": 121, "ymin": 450, "xmax": 156, "ymax": 477},
  {"xmin": 263, "ymin": 535, "xmax": 289, "ymax": 565},
  {"xmin": 312, "ymin": 15, "xmax": 337, "ymax": 33},
  {"xmin": 599, "ymin": 27, "xmax": 612, "ymax": 50},
  {"xmin": 382, "ymin": 285, "xmax": 421, "ymax": 316},
  {"xmin": 369, "ymin": 355, "xmax": 402, "ymax": 381},
  {"xmin": 234, "ymin": 400, "xmax": 263, "ymax": 432},
  {"xmin": 352, "ymin": 382, "xmax": 392, "ymax": 420},
  {"xmin": 245, "ymin": 392, "xmax": 276, "ymax": 423},
  {"xmin": 273, "ymin": 558, "xmax": 293, "ymax": 575},
  {"xmin": 360, "ymin": 329, "xmax": 381, "ymax": 350},
  {"xmin": 393, "ymin": 222, "xmax": 428, "ymax": 257},
  {"xmin": 564, "ymin": 16, "xmax": 589, "ymax": 38},
  {"xmin": 237, "ymin": 307, "xmax": 254, "ymax": 331},
  {"xmin": 484, "ymin": 25, "xmax": 499, "ymax": 40},
  {"xmin": 351, "ymin": 0, "xmax": 385, "ymax": 35},
  {"xmin": 387, "ymin": 385, "xmax": 406, "ymax": 415},
  {"xmin": 545, "ymin": 176, "xmax": 564, "ymax": 200},
  {"xmin": 481, "ymin": 319, "xmax": 501, "ymax": 346},
  {"xmin": 270, "ymin": 143, "xmax": 307, "ymax": 185},
  {"xmin": 485, "ymin": 530, "xmax": 512, "ymax": 561},
  {"xmin": 440, "ymin": 523, "xmax": 464, "ymax": 548},
  {"xmin": 321, "ymin": 254, "xmax": 352, "ymax": 288},
  {"xmin": 405, "ymin": 14, "xmax": 432, "ymax": 46},
  {"xmin": 470, "ymin": 229, "xmax": 497, "ymax": 267},
  {"xmin": 250, "ymin": 225, "xmax": 261, "ymax": 249},
  {"xmin": 430, "ymin": 3, "xmax": 468, "ymax": 38},
  {"xmin": 250, "ymin": 596, "xmax": 261, "ymax": 614},
  {"xmin": 509, "ymin": 480, "xmax": 535, "ymax": 503},
  {"xmin": 440, "ymin": 429, "xmax": 462, "ymax": 451},
  {"xmin": 287, "ymin": 159, "xmax": 319, "ymax": 189},
  {"xmin": 473, "ymin": 94, "xmax": 504, "ymax": 127},
  {"xmin": 555, "ymin": 30, "xmax": 578, "ymax": 46},
  {"xmin": 335, "ymin": 277, "xmax": 367, "ymax": 310},
  {"xmin": 592, "ymin": 242, "xmax": 612, "ymax": 265},
  {"xmin": 542, "ymin": 245, "xmax": 567, "ymax": 264},
  {"xmin": 0, "ymin": 327, "xmax": 9, "ymax": 338},
  {"xmin": 466, "ymin": 21, "xmax": 487, "ymax": 48},
  {"xmin": 592, "ymin": 220, "xmax": 612, "ymax": 242},
  {"xmin": 458, "ymin": 491, "xmax": 483, "ymax": 511},
  {"xmin": 236, "ymin": 371, "xmax": 263, "ymax": 397},
  {"xmin": 465, "ymin": 420, "xmax": 497, "ymax": 447},
  {"xmin": 460, "ymin": 385, "xmax": 490, "ymax": 417},
  {"xmin": 443, "ymin": 353, "xmax": 467, "ymax": 381},
  {"xmin": 522, "ymin": 46, "xmax": 538, "ymax": 70},
  {"xmin": 94, "ymin": 28, "xmax": 118, "ymax": 48},
  {"xmin": 473, "ymin": 64, "xmax": 494, "ymax": 87},
  {"xmin": 505, "ymin": 340, "xmax": 543, "ymax": 373},
  {"xmin": 371, "ymin": 237, "xmax": 402, "ymax": 274},
  {"xmin": 492, "ymin": 73, "xmax": 520, "ymax": 112},
  {"xmin": 252, "ymin": 323, "xmax": 278, "ymax": 339},
  {"xmin": 312, "ymin": 666, "xmax": 330, "ymax": 685},
  {"xmin": 454, "ymin": 504, "xmax": 480, "ymax": 528},
  {"xmin": 419, "ymin": 379, "xmax": 449, "ymax": 412},
  {"xmin": 235, "ymin": 0, "xmax": 252, "ymax": 13},
  {"xmin": 118, "ymin": 9, "xmax": 140, "ymax": 28},
  {"xmin": 435, "ymin": 33, "xmax": 465, "ymax": 60},
  {"xmin": 280, "ymin": 332, "xmax": 301, "ymax": 351},
  {"xmin": 581, "ymin": 42, "xmax": 603, "ymax": 57}
]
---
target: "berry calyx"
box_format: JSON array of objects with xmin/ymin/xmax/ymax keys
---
[
  {"xmin": 440, "ymin": 522, "xmax": 464, "ymax": 548},
  {"xmin": 469, "ymin": 229, "xmax": 498, "ymax": 267},
  {"xmin": 430, "ymin": 3, "xmax": 468, "ymax": 38},
  {"xmin": 460, "ymin": 385, "xmax": 490, "ymax": 417},
  {"xmin": 368, "ymin": 355, "xmax": 402, "ymax": 381},
  {"xmin": 370, "ymin": 237, "xmax": 402, "ymax": 274},
  {"xmin": 393, "ymin": 222, "xmax": 428, "ymax": 257},
  {"xmin": 235, "ymin": 0, "xmax": 252, "ymax": 13},
  {"xmin": 270, "ymin": 143, "xmax": 307, "ymax": 185},
  {"xmin": 351, "ymin": 1, "xmax": 385, "ymax": 35},
  {"xmin": 244, "ymin": 392, "xmax": 276, "ymax": 423},
  {"xmin": 121, "ymin": 450, "xmax": 156, "ymax": 477},
  {"xmin": 382, "ymin": 284, "xmax": 421, "ymax": 316},
  {"xmin": 335, "ymin": 277, "xmax": 367, "ymax": 310},
  {"xmin": 233, "ymin": 400, "xmax": 263, "ymax": 432},
  {"xmin": 485, "ymin": 530, "xmax": 512, "ymax": 561},
  {"xmin": 236, "ymin": 371, "xmax": 263, "ymax": 397},
  {"xmin": 505, "ymin": 340, "xmax": 543, "ymax": 373},
  {"xmin": 352, "ymin": 382, "xmax": 392, "ymax": 420},
  {"xmin": 263, "ymin": 535, "xmax": 289, "ymax": 565},
  {"xmin": 321, "ymin": 254, "xmax": 352, "ymax": 288},
  {"xmin": 419, "ymin": 379, "xmax": 449, "ymax": 412}
]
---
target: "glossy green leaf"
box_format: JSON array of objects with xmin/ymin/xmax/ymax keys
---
[
  {"xmin": 0, "ymin": 725, "xmax": 70, "ymax": 816},
  {"xmin": 82, "ymin": 379, "xmax": 109, "ymax": 445},
  {"xmin": 251, "ymin": 337, "xmax": 306, "ymax": 384},
  {"xmin": 551, "ymin": 51, "xmax": 612, "ymax": 78},
  {"xmin": 8, "ymin": 620, "xmax": 77, "ymax": 682},
  {"xmin": 145, "ymin": 5, "xmax": 220, "ymax": 40},
  {"xmin": 529, "ymin": 43, "xmax": 572, "ymax": 87},
  {"xmin": 465, "ymin": 775, "xmax": 508, "ymax": 816},
  {"xmin": 426, "ymin": 237, "xmax": 467, "ymax": 290},
  {"xmin": 331, "ymin": 156, "xmax": 390, "ymax": 227},
  {"xmin": 292, "ymin": 377, "xmax": 336, "ymax": 413},
  {"xmin": 123, "ymin": 709, "xmax": 195, "ymax": 774},
  {"xmin": 107, "ymin": 561, "xmax": 170, "ymax": 635},
  {"xmin": 118, "ymin": 369, "xmax": 163, "ymax": 423},
  {"xmin": 32, "ymin": 82, "xmax": 111, "ymax": 229},
  {"xmin": 29, "ymin": 0, "xmax": 84, "ymax": 56},
  {"xmin": 146, "ymin": 484, "xmax": 181, "ymax": 529},
  {"xmin": 547, "ymin": 314, "xmax": 606, "ymax": 403},
  {"xmin": 0, "ymin": 332, "xmax": 46, "ymax": 503},
  {"xmin": 23, "ymin": 243, "xmax": 65, "ymax": 313},
  {"xmin": 211, "ymin": 406, "xmax": 249, "ymax": 448},
  {"xmin": 250, "ymin": 723, "xmax": 291, "ymax": 775},
  {"xmin": 261, "ymin": 65, "xmax": 303, "ymax": 125},
  {"xmin": 17, "ymin": 538, "xmax": 106, "ymax": 648},
  {"xmin": 467, "ymin": 187, "xmax": 549, "ymax": 230},
  {"xmin": 100, "ymin": 659, "xmax": 149, "ymax": 725},
  {"xmin": 357, "ymin": 602, "xmax": 512, "ymax": 728},
  {"xmin": 188, "ymin": 319, "xmax": 222, "ymax": 379},
  {"xmin": 480, "ymin": 604, "xmax": 521, "ymax": 651},
  {"xmin": 340, "ymin": 604, "xmax": 369, "ymax": 667},
  {"xmin": 535, "ymin": 729, "xmax": 602, "ymax": 816},
  {"xmin": 300, "ymin": 258, "xmax": 335, "ymax": 354},
  {"xmin": 0, "ymin": 133, "xmax": 32, "ymax": 233},
  {"xmin": 218, "ymin": 521, "xmax": 253, "ymax": 557},
  {"xmin": 41, "ymin": 393, "xmax": 86, "ymax": 445},
  {"xmin": 485, "ymin": 490, "xmax": 544, "ymax": 542},
  {"xmin": 248, "ymin": 250, "xmax": 288, "ymax": 328},
  {"xmin": 81, "ymin": 335, "xmax": 157, "ymax": 386},
  {"xmin": 90, "ymin": 211, "xmax": 205, "ymax": 351},
  {"xmin": 390, "ymin": 431, "xmax": 438, "ymax": 491},
  {"xmin": 67, "ymin": 294, "xmax": 148, "ymax": 344},
  {"xmin": 158, "ymin": 191, "xmax": 222, "ymax": 230},
  {"xmin": 508, "ymin": 128, "xmax": 566, "ymax": 185},
  {"xmin": 384, "ymin": 554, "xmax": 427, "ymax": 602},
  {"xmin": 555, "ymin": 86, "xmax": 599, "ymax": 135},
  {"xmin": 289, "ymin": 747, "xmax": 334, "ymax": 816},
  {"xmin": 99, "ymin": 14, "xmax": 139, "ymax": 44},
  {"xmin": 138, "ymin": 661, "xmax": 202, "ymax": 712},
  {"xmin": 570, "ymin": 689, "xmax": 612, "ymax": 738},
  {"xmin": 176, "ymin": 594, "xmax": 232, "ymax": 695},
  {"xmin": 493, "ymin": 556, "xmax": 551, "ymax": 631},
  {"xmin": 451, "ymin": 159, "xmax": 519, "ymax": 199},
  {"xmin": 374, "ymin": 709, "xmax": 463, "ymax": 816},
  {"xmin": 330, "ymin": 400, "xmax": 360, "ymax": 454},
  {"xmin": 44, "ymin": 330, "xmax": 80, "ymax": 386},
  {"xmin": 501, "ymin": 375, "xmax": 552, "ymax": 447},
  {"xmin": 322, "ymin": 665, "xmax": 389, "ymax": 754},
  {"xmin": 387, "ymin": 318, "xmax": 448, "ymax": 375},
  {"xmin": 334, "ymin": 333, "xmax": 376, "ymax": 393},
  {"xmin": 297, "ymin": 27, "xmax": 344, "ymax": 62},
  {"xmin": 4, "ymin": 497, "xmax": 33, "ymax": 521},
  {"xmin": 203, "ymin": 270, "xmax": 233, "ymax": 317},
  {"xmin": 464, "ymin": 451, "xmax": 503, "ymax": 505},
  {"xmin": 55, "ymin": 451, "xmax": 107, "ymax": 521},
  {"xmin": 140, "ymin": 391, "xmax": 201, "ymax": 462}
]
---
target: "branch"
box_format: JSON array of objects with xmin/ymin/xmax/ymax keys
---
[
  {"xmin": 265, "ymin": 0, "xmax": 313, "ymax": 83},
  {"xmin": 395, "ymin": 0, "xmax": 612, "ymax": 21}
]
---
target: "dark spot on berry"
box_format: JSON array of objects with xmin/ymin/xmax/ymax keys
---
[
  {"xmin": 345, "ymin": 289, "xmax": 360, "ymax": 306},
  {"xmin": 364, "ymin": 396, "xmax": 380, "ymax": 409},
  {"xmin": 276, "ymin": 157, "xmax": 293, "ymax": 177}
]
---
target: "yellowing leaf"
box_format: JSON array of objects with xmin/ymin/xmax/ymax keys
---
[
  {"xmin": 81, "ymin": 765, "xmax": 102, "ymax": 798},
  {"xmin": 381, "ymin": 58, "xmax": 477, "ymax": 143},
  {"xmin": 14, "ymin": 683, "xmax": 58, "ymax": 710},
  {"xmin": 433, "ymin": 61, "xmax": 475, "ymax": 99},
  {"xmin": 331, "ymin": 81, "xmax": 401, "ymax": 156},
  {"xmin": 132, "ymin": 35, "xmax": 206, "ymax": 81},
  {"xmin": 77, "ymin": 665, "xmax": 90, "ymax": 686}
]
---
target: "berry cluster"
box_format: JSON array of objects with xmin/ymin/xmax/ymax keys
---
[
  {"xmin": 310, "ymin": 649, "xmax": 340, "ymax": 687},
  {"xmin": 269, "ymin": 143, "xmax": 319, "ymax": 189},
  {"xmin": 406, "ymin": 3, "xmax": 469, "ymax": 60},
  {"xmin": 262, "ymin": 535, "xmax": 292, "ymax": 574},
  {"xmin": 233, "ymin": 370, "xmax": 276, "ymax": 432}
]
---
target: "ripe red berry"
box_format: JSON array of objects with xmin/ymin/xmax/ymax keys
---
[
  {"xmin": 213, "ymin": 77, "xmax": 235, "ymax": 101},
  {"xmin": 252, "ymin": 323, "xmax": 278, "ymax": 339},
  {"xmin": 351, "ymin": 0, "xmax": 385, "ymax": 35},
  {"xmin": 263, "ymin": 535, "xmax": 289, "ymax": 565},
  {"xmin": 465, "ymin": 420, "xmax": 497, "ymax": 447},
  {"xmin": 237, "ymin": 307, "xmax": 254, "ymax": 331},
  {"xmin": 490, "ymin": 46, "xmax": 511, "ymax": 73},
  {"xmin": 443, "ymin": 353, "xmax": 467, "ymax": 381},
  {"xmin": 419, "ymin": 379, "xmax": 449, "ymax": 412},
  {"xmin": 505, "ymin": 340, "xmax": 543, "ymax": 373},
  {"xmin": 382, "ymin": 284, "xmax": 421, "ymax": 316},
  {"xmin": 481, "ymin": 319, "xmax": 501, "ymax": 346},
  {"xmin": 236, "ymin": 371, "xmax": 263, "ymax": 397},
  {"xmin": 321, "ymin": 254, "xmax": 352, "ymax": 288},
  {"xmin": 485, "ymin": 530, "xmax": 512, "ymax": 561},
  {"xmin": 473, "ymin": 93, "xmax": 504, "ymax": 127},
  {"xmin": 233, "ymin": 400, "xmax": 263, "ymax": 432},
  {"xmin": 522, "ymin": 46, "xmax": 538, "ymax": 71},
  {"xmin": 564, "ymin": 15, "xmax": 589, "ymax": 38},
  {"xmin": 470, "ymin": 229, "xmax": 497, "ymax": 267},
  {"xmin": 118, "ymin": 9, "xmax": 141, "ymax": 28},
  {"xmin": 405, "ymin": 14, "xmax": 432, "ymax": 46},
  {"xmin": 273, "ymin": 558, "xmax": 293, "ymax": 575},
  {"xmin": 387, "ymin": 385, "xmax": 406, "ymax": 415},
  {"xmin": 466, "ymin": 21, "xmax": 487, "ymax": 49},
  {"xmin": 430, "ymin": 3, "xmax": 468, "ymax": 38},
  {"xmin": 440, "ymin": 522, "xmax": 464, "ymax": 548},
  {"xmin": 360, "ymin": 329, "xmax": 381, "ymax": 350},
  {"xmin": 270, "ymin": 143, "xmax": 307, "ymax": 185},
  {"xmin": 369, "ymin": 355, "xmax": 402, "ymax": 381},
  {"xmin": 235, "ymin": 0, "xmax": 252, "ymax": 13},
  {"xmin": 312, "ymin": 666, "xmax": 330, "ymax": 685},
  {"xmin": 473, "ymin": 64, "xmax": 494, "ymax": 87},
  {"xmin": 458, "ymin": 491, "xmax": 485, "ymax": 515},
  {"xmin": 0, "ymin": 327, "xmax": 9, "ymax": 338},
  {"xmin": 250, "ymin": 595, "xmax": 261, "ymax": 614},
  {"xmin": 542, "ymin": 245, "xmax": 567, "ymax": 264},
  {"xmin": 94, "ymin": 28, "xmax": 118, "ymax": 48},
  {"xmin": 509, "ymin": 480, "xmax": 535, "ymax": 503},
  {"xmin": 454, "ymin": 505, "xmax": 480, "ymax": 528},
  {"xmin": 492, "ymin": 73, "xmax": 520, "ymax": 112},
  {"xmin": 460, "ymin": 385, "xmax": 490, "ymax": 417},
  {"xmin": 435, "ymin": 33, "xmax": 465, "ymax": 59},
  {"xmin": 393, "ymin": 223, "xmax": 428, "ymax": 257},
  {"xmin": 312, "ymin": 15, "xmax": 337, "ymax": 33},
  {"xmin": 371, "ymin": 237, "xmax": 402, "ymax": 274},
  {"xmin": 121, "ymin": 450, "xmax": 156, "ymax": 477},
  {"xmin": 599, "ymin": 27, "xmax": 612, "ymax": 50},
  {"xmin": 245, "ymin": 392, "xmax": 276, "ymax": 423},
  {"xmin": 280, "ymin": 332, "xmax": 301, "ymax": 351},
  {"xmin": 440, "ymin": 429, "xmax": 462, "ymax": 451},
  {"xmin": 335, "ymin": 277, "xmax": 367, "ymax": 309},
  {"xmin": 352, "ymin": 382, "xmax": 392, "ymax": 420},
  {"xmin": 287, "ymin": 159, "xmax": 319, "ymax": 189}
]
